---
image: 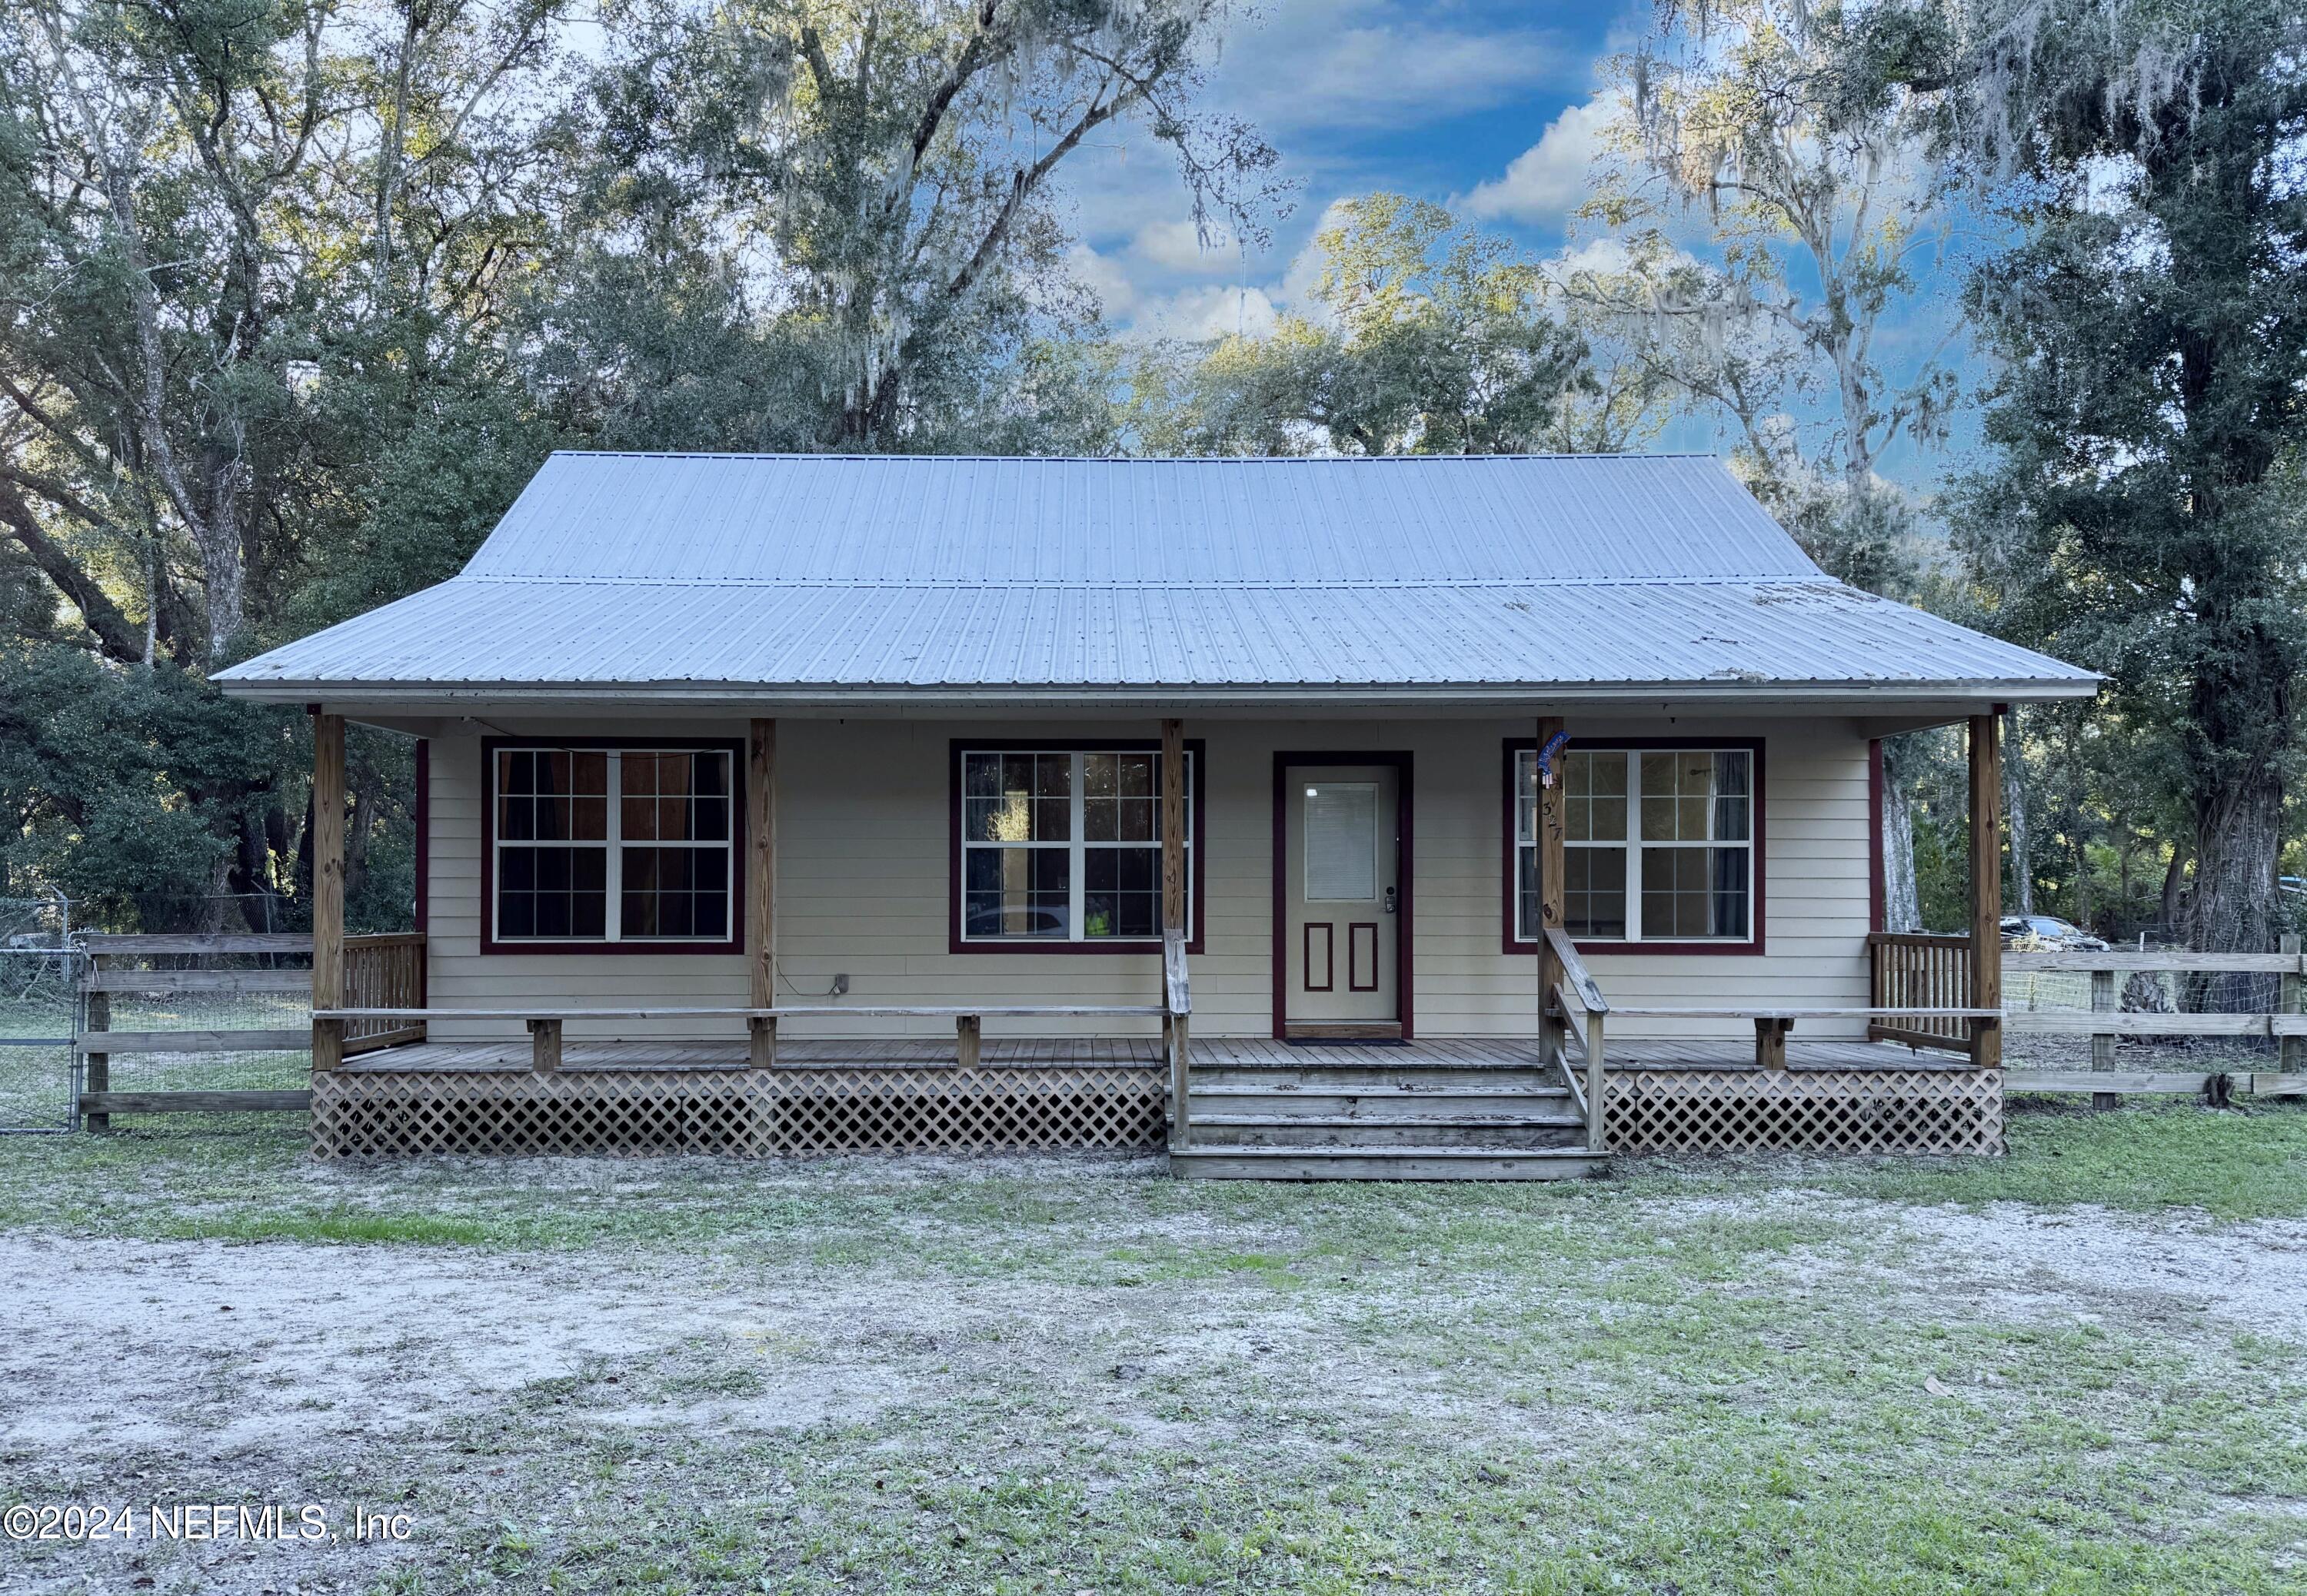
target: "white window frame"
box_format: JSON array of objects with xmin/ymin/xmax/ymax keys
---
[
  {"xmin": 958, "ymin": 747, "xmax": 1196, "ymax": 944},
  {"xmin": 1515, "ymin": 746, "xmax": 1757, "ymax": 946},
  {"xmin": 491, "ymin": 746, "xmax": 737, "ymax": 946}
]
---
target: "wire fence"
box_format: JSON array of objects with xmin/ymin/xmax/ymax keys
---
[
  {"xmin": 0, "ymin": 893, "xmax": 331, "ymax": 1130},
  {"xmin": 0, "ymin": 899, "xmax": 78, "ymax": 1132}
]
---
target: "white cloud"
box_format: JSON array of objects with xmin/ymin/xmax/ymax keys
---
[
  {"xmin": 1065, "ymin": 242, "xmax": 1140, "ymax": 321},
  {"xmin": 1544, "ymin": 234, "xmax": 1638, "ymax": 280},
  {"xmin": 1463, "ymin": 95, "xmax": 1614, "ymax": 224},
  {"xmin": 1130, "ymin": 284, "xmax": 1281, "ymax": 342},
  {"xmin": 1271, "ymin": 197, "xmax": 1353, "ymax": 321},
  {"xmin": 1130, "ymin": 218, "xmax": 1248, "ymax": 274},
  {"xmin": 1217, "ymin": 1, "xmax": 1568, "ymax": 133}
]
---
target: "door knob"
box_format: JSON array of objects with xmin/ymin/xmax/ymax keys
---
[{"xmin": 1383, "ymin": 886, "xmax": 1397, "ymax": 914}]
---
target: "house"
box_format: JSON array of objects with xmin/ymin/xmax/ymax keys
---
[{"xmin": 216, "ymin": 452, "xmax": 2096, "ymax": 1175}]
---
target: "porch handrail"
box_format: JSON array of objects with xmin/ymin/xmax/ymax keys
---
[
  {"xmin": 1604, "ymin": 1006, "xmax": 2001, "ymax": 1019},
  {"xmin": 1163, "ymin": 927, "xmax": 1192, "ymax": 1149},
  {"xmin": 1544, "ymin": 927, "xmax": 1607, "ymax": 1017},
  {"xmin": 313, "ymin": 1004, "xmax": 1170, "ymax": 1019},
  {"xmin": 1544, "ymin": 928, "xmax": 1607, "ymax": 1153}
]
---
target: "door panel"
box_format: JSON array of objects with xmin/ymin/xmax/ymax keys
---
[{"xmin": 1283, "ymin": 763, "xmax": 1400, "ymax": 1029}]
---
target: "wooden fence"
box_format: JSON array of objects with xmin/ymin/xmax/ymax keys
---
[
  {"xmin": 1869, "ymin": 930, "xmax": 2307, "ymax": 1099},
  {"xmin": 76, "ymin": 931, "xmax": 421, "ymax": 1122},
  {"xmin": 2002, "ymin": 936, "xmax": 2305, "ymax": 1102}
]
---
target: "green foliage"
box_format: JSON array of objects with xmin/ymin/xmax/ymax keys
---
[
  {"xmin": 1576, "ymin": 0, "xmax": 1958, "ymax": 596},
  {"xmin": 0, "ymin": 642, "xmax": 298, "ymax": 916},
  {"xmin": 1949, "ymin": 0, "xmax": 2307, "ymax": 952},
  {"xmin": 1134, "ymin": 195, "xmax": 1655, "ymax": 457},
  {"xmin": 0, "ymin": 0, "xmax": 1267, "ymax": 915}
]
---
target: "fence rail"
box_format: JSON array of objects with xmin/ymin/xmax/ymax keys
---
[
  {"xmin": 75, "ymin": 929, "xmax": 421, "ymax": 1122},
  {"xmin": 2003, "ymin": 936, "xmax": 2305, "ymax": 1100}
]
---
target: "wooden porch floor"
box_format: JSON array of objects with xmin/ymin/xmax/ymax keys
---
[{"xmin": 345, "ymin": 1035, "xmax": 1966, "ymax": 1073}]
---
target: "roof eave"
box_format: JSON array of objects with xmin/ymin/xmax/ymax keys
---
[{"xmin": 216, "ymin": 677, "xmax": 2103, "ymax": 709}]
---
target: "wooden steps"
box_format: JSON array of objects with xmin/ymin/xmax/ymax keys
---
[
  {"xmin": 1169, "ymin": 1146, "xmax": 1606, "ymax": 1181},
  {"xmin": 1172, "ymin": 1059, "xmax": 1602, "ymax": 1180}
]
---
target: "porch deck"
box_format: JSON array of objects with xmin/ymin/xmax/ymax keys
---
[
  {"xmin": 313, "ymin": 1033, "xmax": 2000, "ymax": 1163},
  {"xmin": 341, "ymin": 1034, "xmax": 1951, "ymax": 1073}
]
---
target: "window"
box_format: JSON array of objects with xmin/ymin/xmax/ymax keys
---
[
  {"xmin": 957, "ymin": 746, "xmax": 1197, "ymax": 944},
  {"xmin": 1512, "ymin": 745, "xmax": 1757, "ymax": 946},
  {"xmin": 489, "ymin": 744, "xmax": 737, "ymax": 947}
]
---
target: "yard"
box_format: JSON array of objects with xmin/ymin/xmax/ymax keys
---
[{"xmin": 2, "ymin": 1103, "xmax": 2304, "ymax": 1595}]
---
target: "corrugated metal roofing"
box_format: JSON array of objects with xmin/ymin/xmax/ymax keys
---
[{"xmin": 217, "ymin": 452, "xmax": 2096, "ymax": 700}]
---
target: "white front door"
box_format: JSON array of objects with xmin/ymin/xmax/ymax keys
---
[{"xmin": 1283, "ymin": 763, "xmax": 1400, "ymax": 1034}]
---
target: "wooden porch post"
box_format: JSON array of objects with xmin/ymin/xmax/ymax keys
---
[
  {"xmin": 1162, "ymin": 717, "xmax": 1187, "ymax": 934},
  {"xmin": 1969, "ymin": 712, "xmax": 2003, "ymax": 1069},
  {"xmin": 748, "ymin": 719, "xmax": 777, "ymax": 1068},
  {"xmin": 1536, "ymin": 715, "xmax": 1566, "ymax": 1066},
  {"xmin": 1161, "ymin": 717, "xmax": 1189, "ymax": 1139},
  {"xmin": 311, "ymin": 710, "xmax": 345, "ymax": 1073}
]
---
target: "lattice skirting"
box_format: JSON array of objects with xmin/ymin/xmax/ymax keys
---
[
  {"xmin": 311, "ymin": 1066, "xmax": 1167, "ymax": 1159},
  {"xmin": 1603, "ymin": 1069, "xmax": 2003, "ymax": 1156}
]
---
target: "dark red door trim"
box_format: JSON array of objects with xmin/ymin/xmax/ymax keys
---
[{"xmin": 1272, "ymin": 753, "xmax": 1414, "ymax": 1040}]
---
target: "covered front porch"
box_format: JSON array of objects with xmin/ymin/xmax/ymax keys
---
[{"xmin": 303, "ymin": 707, "xmax": 2012, "ymax": 1173}]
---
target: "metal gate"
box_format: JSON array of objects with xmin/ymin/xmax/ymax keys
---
[{"xmin": 0, "ymin": 897, "xmax": 80, "ymax": 1134}]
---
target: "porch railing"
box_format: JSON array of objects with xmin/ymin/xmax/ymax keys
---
[
  {"xmin": 344, "ymin": 933, "xmax": 426, "ymax": 1055},
  {"xmin": 1867, "ymin": 933, "xmax": 1976, "ymax": 1055},
  {"xmin": 1543, "ymin": 926, "xmax": 1608, "ymax": 1152}
]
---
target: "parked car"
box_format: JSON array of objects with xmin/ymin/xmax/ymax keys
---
[{"xmin": 1999, "ymin": 914, "xmax": 2109, "ymax": 950}]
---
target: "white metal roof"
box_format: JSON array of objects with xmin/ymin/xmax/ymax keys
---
[{"xmin": 217, "ymin": 452, "xmax": 2096, "ymax": 707}]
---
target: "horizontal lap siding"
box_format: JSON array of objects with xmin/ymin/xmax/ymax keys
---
[
  {"xmin": 425, "ymin": 733, "xmax": 749, "ymax": 1042},
  {"xmin": 425, "ymin": 717, "xmax": 1873, "ymax": 1042}
]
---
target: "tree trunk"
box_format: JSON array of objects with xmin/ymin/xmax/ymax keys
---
[
  {"xmin": 2183, "ymin": 762, "xmax": 2285, "ymax": 1013},
  {"xmin": 2159, "ymin": 843, "xmax": 2188, "ymax": 933},
  {"xmin": 2179, "ymin": 627, "xmax": 2291, "ymax": 1017},
  {"xmin": 1880, "ymin": 734, "xmax": 1922, "ymax": 932},
  {"xmin": 2002, "ymin": 708, "xmax": 2033, "ymax": 916}
]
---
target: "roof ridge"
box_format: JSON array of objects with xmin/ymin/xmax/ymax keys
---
[{"xmin": 452, "ymin": 574, "xmax": 1845, "ymax": 590}]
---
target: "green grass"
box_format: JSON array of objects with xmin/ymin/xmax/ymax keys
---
[
  {"xmin": 3, "ymin": 1102, "xmax": 2302, "ymax": 1594},
  {"xmin": 4, "ymin": 1099, "xmax": 2302, "ymax": 1256}
]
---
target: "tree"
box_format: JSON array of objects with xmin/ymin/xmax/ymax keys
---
[
  {"xmin": 540, "ymin": 0, "xmax": 1279, "ymax": 452},
  {"xmin": 1576, "ymin": 0, "xmax": 1959, "ymax": 592},
  {"xmin": 1134, "ymin": 195, "xmax": 1659, "ymax": 457},
  {"xmin": 0, "ymin": 0, "xmax": 573, "ymax": 923},
  {"xmin": 1574, "ymin": 1, "xmax": 1976, "ymax": 929},
  {"xmin": 1947, "ymin": 0, "xmax": 2307, "ymax": 957}
]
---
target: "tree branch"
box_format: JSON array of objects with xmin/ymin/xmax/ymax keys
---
[{"xmin": 0, "ymin": 477, "xmax": 144, "ymax": 662}]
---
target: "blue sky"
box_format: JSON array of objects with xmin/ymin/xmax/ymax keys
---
[
  {"xmin": 1057, "ymin": 0, "xmax": 1978, "ymax": 490},
  {"xmin": 1066, "ymin": 1, "xmax": 1634, "ymax": 343}
]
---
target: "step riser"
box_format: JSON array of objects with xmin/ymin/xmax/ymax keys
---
[
  {"xmin": 1189, "ymin": 1069, "xmax": 1559, "ymax": 1092},
  {"xmin": 1190, "ymin": 1123, "xmax": 1586, "ymax": 1149},
  {"xmin": 1188, "ymin": 1092, "xmax": 1568, "ymax": 1117},
  {"xmin": 1171, "ymin": 1152, "xmax": 1605, "ymax": 1182}
]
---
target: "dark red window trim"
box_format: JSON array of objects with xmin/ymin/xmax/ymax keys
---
[
  {"xmin": 1500, "ymin": 736, "xmax": 1768, "ymax": 958},
  {"xmin": 479, "ymin": 736, "xmax": 747, "ymax": 956},
  {"xmin": 1272, "ymin": 750, "xmax": 1415, "ymax": 1040},
  {"xmin": 946, "ymin": 738, "xmax": 1207, "ymax": 956},
  {"xmin": 1868, "ymin": 738, "xmax": 1886, "ymax": 934},
  {"xmin": 414, "ymin": 738, "xmax": 430, "ymax": 935}
]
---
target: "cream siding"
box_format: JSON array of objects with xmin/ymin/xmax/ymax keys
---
[{"xmin": 424, "ymin": 716, "xmax": 1872, "ymax": 1044}]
